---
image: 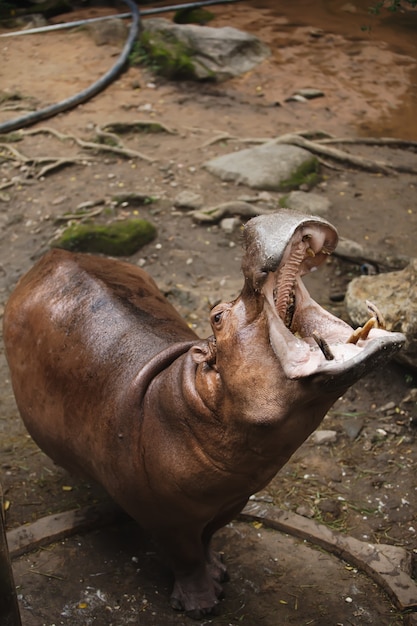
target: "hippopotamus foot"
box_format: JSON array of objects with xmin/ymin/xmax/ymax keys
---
[
  {"xmin": 206, "ymin": 547, "xmax": 229, "ymax": 583},
  {"xmin": 170, "ymin": 567, "xmax": 224, "ymax": 619}
]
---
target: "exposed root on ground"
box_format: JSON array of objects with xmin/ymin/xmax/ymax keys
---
[
  {"xmin": 103, "ymin": 120, "xmax": 176, "ymax": 135},
  {"xmin": 202, "ymin": 130, "xmax": 417, "ymax": 175},
  {"xmin": 2, "ymin": 125, "xmax": 417, "ymax": 192},
  {"xmin": 21, "ymin": 126, "xmax": 155, "ymax": 162},
  {"xmin": 0, "ymin": 142, "xmax": 93, "ymax": 178},
  {"xmin": 0, "ymin": 125, "xmax": 156, "ymax": 185},
  {"xmin": 191, "ymin": 201, "xmax": 274, "ymax": 224}
]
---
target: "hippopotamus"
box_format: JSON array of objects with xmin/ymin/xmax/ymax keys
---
[{"xmin": 3, "ymin": 210, "xmax": 404, "ymax": 619}]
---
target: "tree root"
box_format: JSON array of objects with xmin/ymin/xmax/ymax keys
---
[
  {"xmin": 271, "ymin": 133, "xmax": 399, "ymax": 175},
  {"xmin": 54, "ymin": 206, "xmax": 105, "ymax": 223},
  {"xmin": 103, "ymin": 120, "xmax": 176, "ymax": 135},
  {"xmin": 21, "ymin": 126, "xmax": 155, "ymax": 163},
  {"xmin": 0, "ymin": 142, "xmax": 93, "ymax": 177},
  {"xmin": 201, "ymin": 129, "xmax": 417, "ymax": 175},
  {"xmin": 191, "ymin": 201, "xmax": 274, "ymax": 224},
  {"xmin": 0, "ymin": 123, "xmax": 156, "ymax": 186}
]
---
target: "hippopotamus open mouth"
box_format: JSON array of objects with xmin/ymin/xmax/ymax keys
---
[{"xmin": 242, "ymin": 211, "xmax": 405, "ymax": 386}]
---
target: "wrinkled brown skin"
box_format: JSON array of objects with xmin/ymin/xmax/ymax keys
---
[{"xmin": 2, "ymin": 223, "xmax": 403, "ymax": 619}]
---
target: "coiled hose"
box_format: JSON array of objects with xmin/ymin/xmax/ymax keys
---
[
  {"xmin": 0, "ymin": 0, "xmax": 242, "ymax": 134},
  {"xmin": 0, "ymin": 0, "xmax": 140, "ymax": 133}
]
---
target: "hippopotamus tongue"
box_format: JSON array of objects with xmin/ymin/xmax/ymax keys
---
[{"xmin": 242, "ymin": 211, "xmax": 405, "ymax": 388}]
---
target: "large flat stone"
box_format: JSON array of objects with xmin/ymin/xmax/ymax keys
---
[
  {"xmin": 142, "ymin": 18, "xmax": 269, "ymax": 80},
  {"xmin": 204, "ymin": 143, "xmax": 318, "ymax": 191}
]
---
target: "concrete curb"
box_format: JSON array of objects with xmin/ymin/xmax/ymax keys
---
[
  {"xmin": 240, "ymin": 500, "xmax": 417, "ymax": 616},
  {"xmin": 6, "ymin": 501, "xmax": 417, "ymax": 620}
]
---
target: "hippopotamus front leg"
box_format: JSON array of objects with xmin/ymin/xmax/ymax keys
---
[
  {"xmin": 160, "ymin": 498, "xmax": 247, "ymax": 617},
  {"xmin": 156, "ymin": 528, "xmax": 224, "ymax": 618}
]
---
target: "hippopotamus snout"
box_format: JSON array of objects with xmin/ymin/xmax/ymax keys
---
[{"xmin": 239, "ymin": 210, "xmax": 405, "ymax": 386}]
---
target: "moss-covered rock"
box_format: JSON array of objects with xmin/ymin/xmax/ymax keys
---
[
  {"xmin": 51, "ymin": 219, "xmax": 156, "ymax": 256},
  {"xmin": 278, "ymin": 157, "xmax": 320, "ymax": 191},
  {"xmin": 205, "ymin": 144, "xmax": 319, "ymax": 191},
  {"xmin": 133, "ymin": 31, "xmax": 199, "ymax": 80},
  {"xmin": 133, "ymin": 19, "xmax": 269, "ymax": 82}
]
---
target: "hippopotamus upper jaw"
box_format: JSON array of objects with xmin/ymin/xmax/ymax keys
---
[
  {"xmin": 241, "ymin": 209, "xmax": 338, "ymax": 292},
  {"xmin": 237, "ymin": 211, "xmax": 406, "ymax": 384}
]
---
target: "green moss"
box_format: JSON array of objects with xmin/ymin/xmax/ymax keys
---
[
  {"xmin": 279, "ymin": 157, "xmax": 320, "ymax": 191},
  {"xmin": 93, "ymin": 135, "xmax": 119, "ymax": 147},
  {"xmin": 128, "ymin": 40, "xmax": 147, "ymax": 67},
  {"xmin": 278, "ymin": 194, "xmax": 289, "ymax": 208},
  {"xmin": 112, "ymin": 193, "xmax": 156, "ymax": 206},
  {"xmin": 131, "ymin": 31, "xmax": 198, "ymax": 80},
  {"xmin": 104, "ymin": 121, "xmax": 173, "ymax": 135},
  {"xmin": 51, "ymin": 219, "xmax": 157, "ymax": 256}
]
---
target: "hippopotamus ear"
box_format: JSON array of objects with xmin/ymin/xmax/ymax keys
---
[{"xmin": 190, "ymin": 339, "xmax": 217, "ymax": 366}]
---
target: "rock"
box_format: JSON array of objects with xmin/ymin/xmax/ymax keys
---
[
  {"xmin": 309, "ymin": 430, "xmax": 337, "ymax": 445},
  {"xmin": 220, "ymin": 217, "xmax": 240, "ymax": 234},
  {"xmin": 336, "ymin": 237, "xmax": 367, "ymax": 261},
  {"xmin": 174, "ymin": 190, "xmax": 204, "ymax": 210},
  {"xmin": 51, "ymin": 219, "xmax": 157, "ymax": 256},
  {"xmin": 345, "ymin": 259, "xmax": 417, "ymax": 370},
  {"xmin": 403, "ymin": 388, "xmax": 417, "ymax": 403},
  {"xmin": 87, "ymin": 18, "xmax": 128, "ymax": 46},
  {"xmin": 9, "ymin": 14, "xmax": 48, "ymax": 30},
  {"xmin": 279, "ymin": 190, "xmax": 330, "ymax": 216},
  {"xmin": 285, "ymin": 94, "xmax": 308, "ymax": 103},
  {"xmin": 317, "ymin": 499, "xmax": 342, "ymax": 520},
  {"xmin": 140, "ymin": 18, "xmax": 270, "ymax": 81},
  {"xmin": 286, "ymin": 88, "xmax": 325, "ymax": 102},
  {"xmin": 342, "ymin": 417, "xmax": 364, "ymax": 440},
  {"xmin": 341, "ymin": 3, "xmax": 358, "ymax": 13},
  {"xmin": 112, "ymin": 192, "xmax": 156, "ymax": 207},
  {"xmin": 335, "ymin": 237, "xmax": 409, "ymax": 272},
  {"xmin": 295, "ymin": 505, "xmax": 314, "ymax": 518},
  {"xmin": 205, "ymin": 143, "xmax": 319, "ymax": 191},
  {"xmin": 294, "ymin": 88, "xmax": 325, "ymax": 99},
  {"xmin": 376, "ymin": 401, "xmax": 396, "ymax": 413}
]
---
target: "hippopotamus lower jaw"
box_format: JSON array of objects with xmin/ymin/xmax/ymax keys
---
[{"xmin": 264, "ymin": 271, "xmax": 405, "ymax": 385}]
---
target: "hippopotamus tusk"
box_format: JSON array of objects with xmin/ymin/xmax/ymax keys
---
[{"xmin": 2, "ymin": 210, "xmax": 405, "ymax": 619}]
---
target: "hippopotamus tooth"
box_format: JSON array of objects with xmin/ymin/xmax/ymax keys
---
[{"xmin": 3, "ymin": 210, "xmax": 405, "ymax": 619}]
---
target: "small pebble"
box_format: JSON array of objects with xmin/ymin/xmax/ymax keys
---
[
  {"xmin": 310, "ymin": 430, "xmax": 337, "ymax": 445},
  {"xmin": 376, "ymin": 401, "xmax": 396, "ymax": 413}
]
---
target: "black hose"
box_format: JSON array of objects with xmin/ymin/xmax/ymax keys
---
[
  {"xmin": 0, "ymin": 0, "xmax": 140, "ymax": 133},
  {"xmin": 0, "ymin": 0, "xmax": 242, "ymax": 37},
  {"xmin": 0, "ymin": 0, "xmax": 243, "ymax": 134}
]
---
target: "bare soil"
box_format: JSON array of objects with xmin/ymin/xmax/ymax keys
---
[{"xmin": 1, "ymin": 2, "xmax": 417, "ymax": 625}]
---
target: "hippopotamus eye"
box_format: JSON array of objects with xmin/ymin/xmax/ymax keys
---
[
  {"xmin": 210, "ymin": 307, "xmax": 225, "ymax": 328},
  {"xmin": 213, "ymin": 312, "xmax": 222, "ymax": 324}
]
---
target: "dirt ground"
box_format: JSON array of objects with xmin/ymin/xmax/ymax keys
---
[{"xmin": 1, "ymin": 1, "xmax": 417, "ymax": 624}]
